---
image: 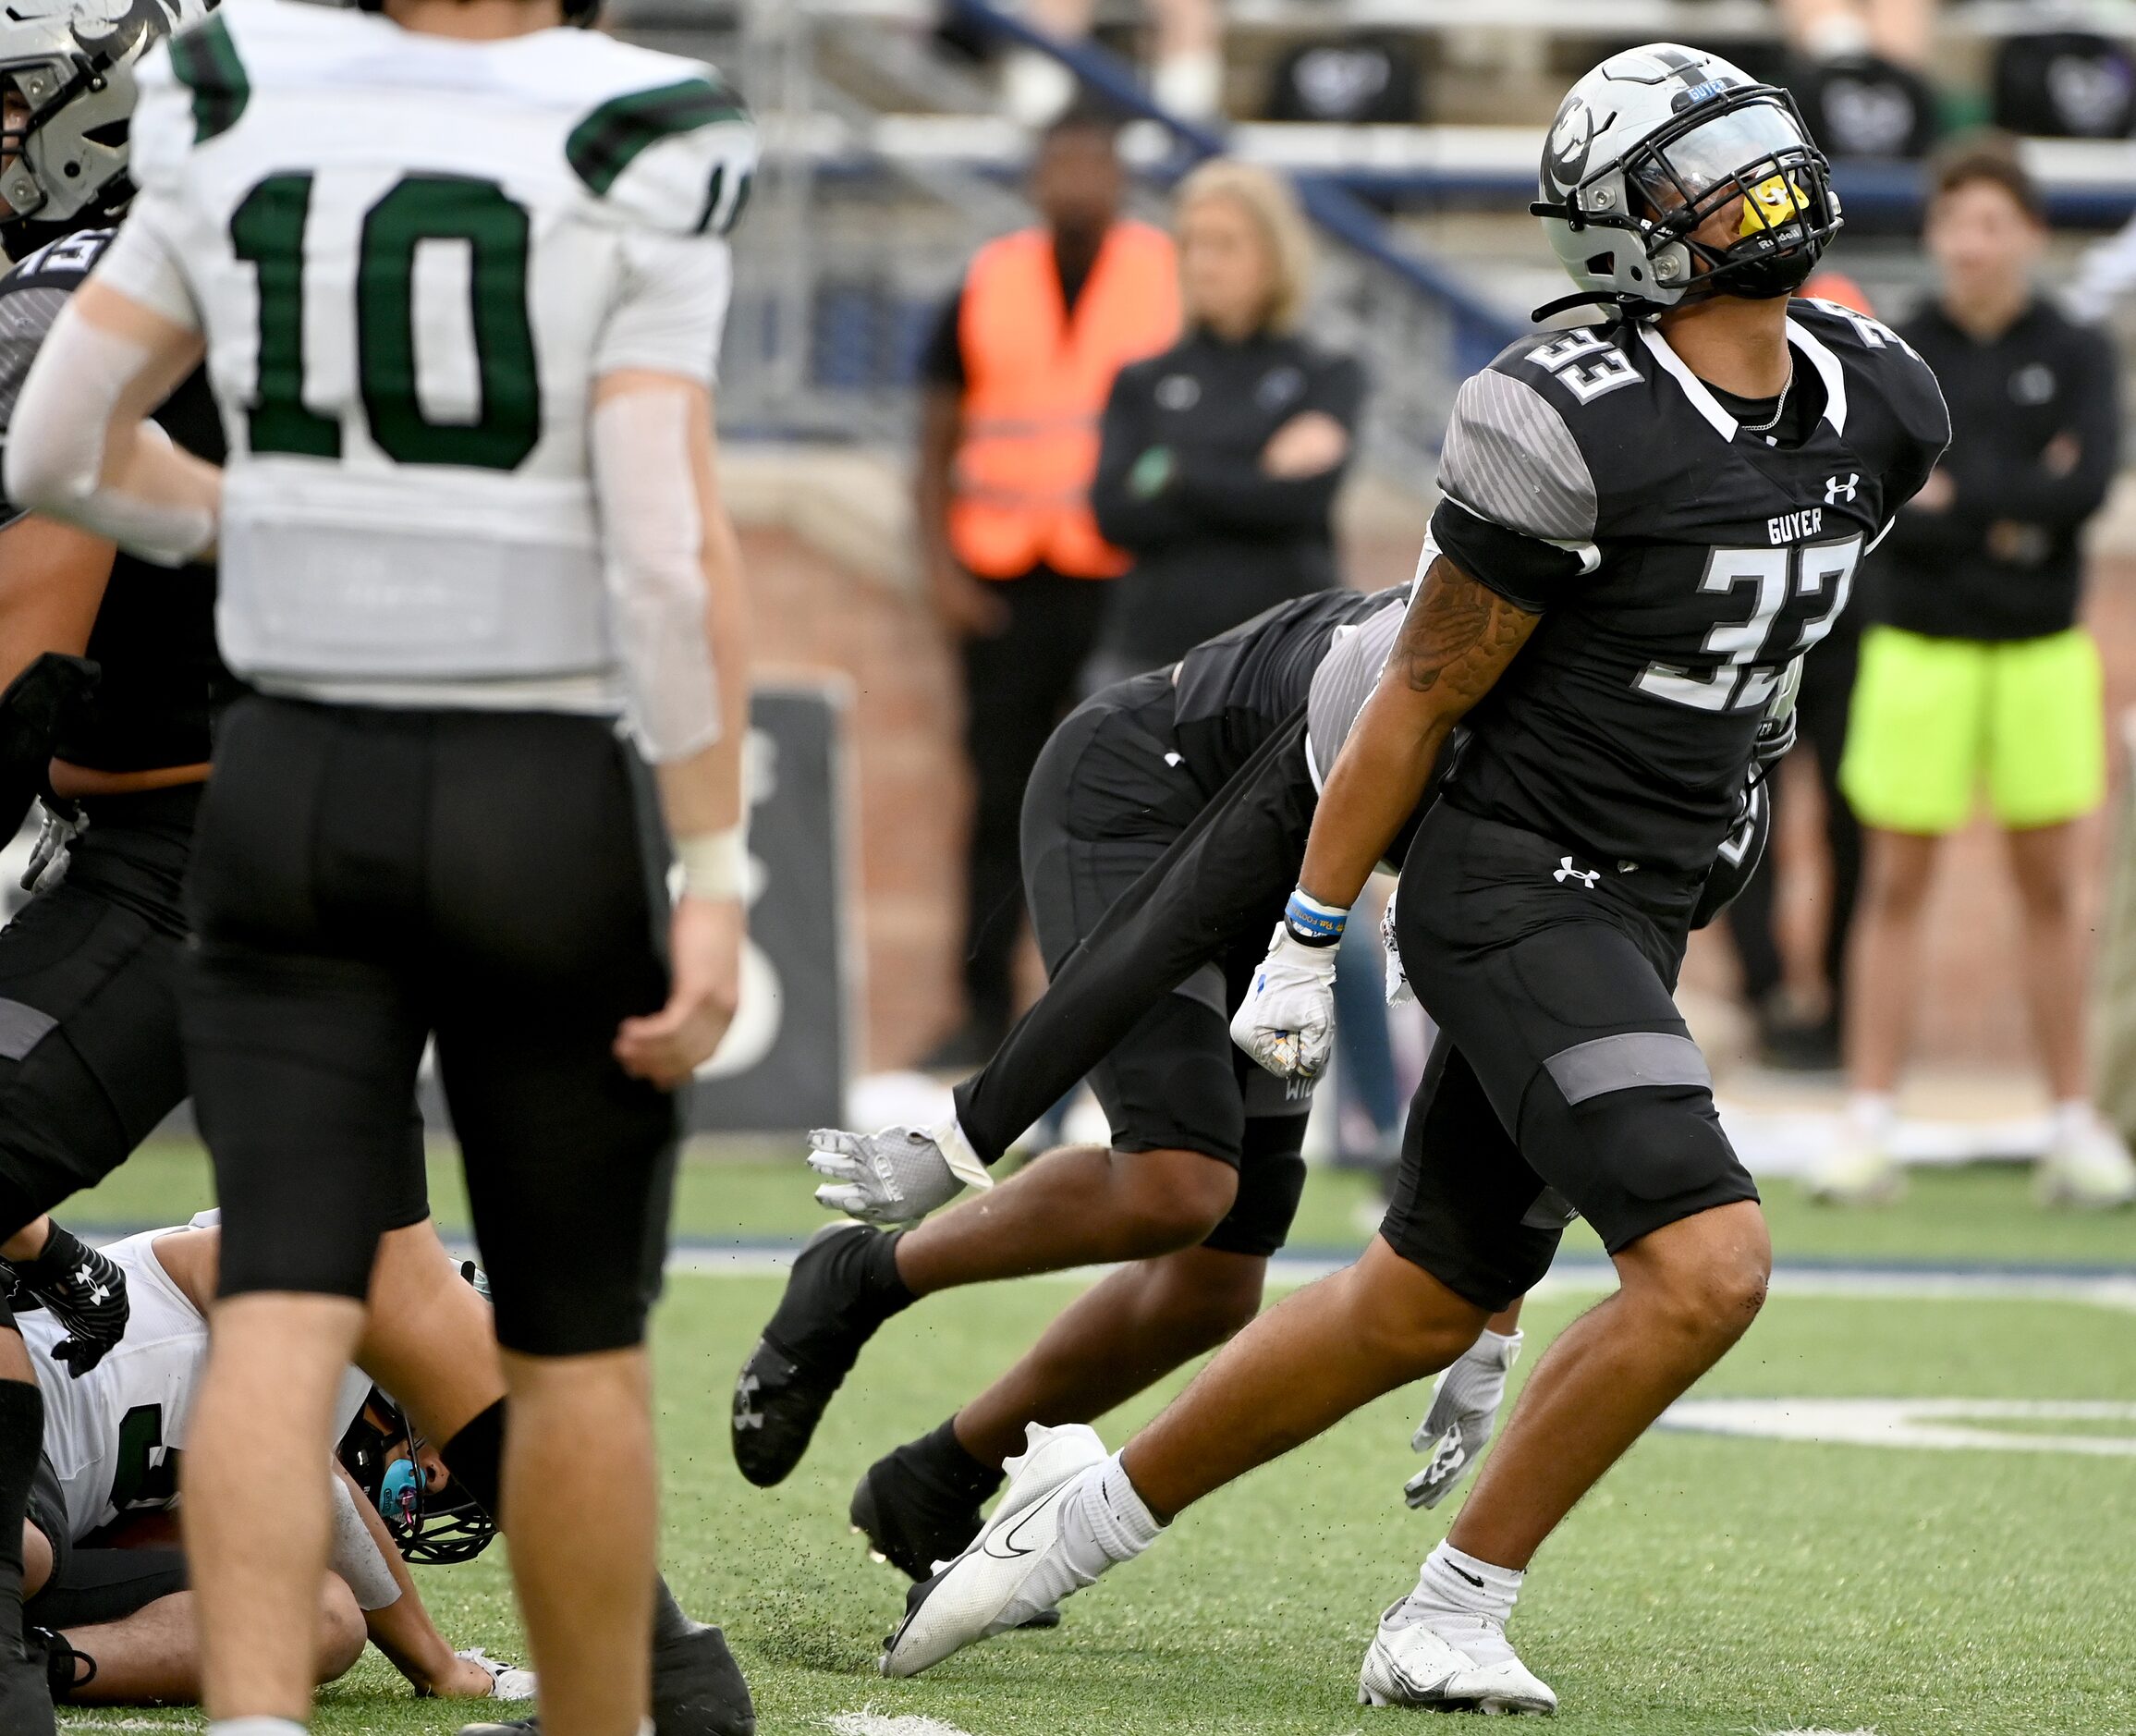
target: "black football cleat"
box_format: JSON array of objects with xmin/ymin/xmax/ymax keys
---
[
  {"xmin": 0, "ymin": 1637, "xmax": 55, "ymax": 1736},
  {"xmin": 653, "ymin": 1620, "xmax": 755, "ymax": 1736},
  {"xmin": 731, "ymin": 1224, "xmax": 910, "ymax": 1487},
  {"xmin": 457, "ymin": 1620, "xmax": 755, "ymax": 1736},
  {"xmin": 850, "ymin": 1436, "xmax": 995, "ymax": 1582}
]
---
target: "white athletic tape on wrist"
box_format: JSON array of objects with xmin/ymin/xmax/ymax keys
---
[
  {"xmin": 674, "ymin": 825, "xmax": 747, "ymax": 902},
  {"xmin": 933, "ymin": 1115, "xmax": 994, "ymax": 1192},
  {"xmin": 5, "ymin": 306, "xmax": 214, "ymax": 567}
]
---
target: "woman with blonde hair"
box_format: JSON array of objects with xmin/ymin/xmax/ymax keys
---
[{"xmin": 1089, "ymin": 158, "xmax": 1366, "ymax": 679}]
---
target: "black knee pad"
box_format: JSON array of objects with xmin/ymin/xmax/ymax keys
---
[
  {"xmin": 1202, "ymin": 1118, "xmax": 1308, "ymax": 1258},
  {"xmin": 1529, "ymin": 1078, "xmax": 1758, "ymax": 1253}
]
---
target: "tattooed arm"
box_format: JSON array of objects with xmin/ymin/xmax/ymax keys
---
[{"xmin": 1297, "ymin": 554, "xmax": 1540, "ymax": 908}]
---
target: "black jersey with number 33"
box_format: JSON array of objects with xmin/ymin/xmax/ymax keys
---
[{"xmin": 1427, "ymin": 298, "xmax": 1948, "ymax": 874}]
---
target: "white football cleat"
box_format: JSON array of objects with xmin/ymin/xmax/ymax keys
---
[
  {"xmin": 1358, "ymin": 1600, "xmax": 1556, "ymax": 1715},
  {"xmin": 2036, "ymin": 1117, "xmax": 2136, "ymax": 1209},
  {"xmin": 1802, "ymin": 1134, "xmax": 1904, "ymax": 1206},
  {"xmin": 879, "ymin": 1422, "xmax": 1108, "ymax": 1678}
]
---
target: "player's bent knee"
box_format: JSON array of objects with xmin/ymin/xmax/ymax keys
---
[
  {"xmin": 314, "ymin": 1574, "xmax": 367, "ymax": 1683},
  {"xmin": 1121, "ymin": 1147, "xmax": 1240, "ymax": 1248},
  {"xmin": 1622, "ymin": 1204, "xmax": 1772, "ymax": 1343}
]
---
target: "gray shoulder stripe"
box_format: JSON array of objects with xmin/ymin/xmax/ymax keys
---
[
  {"xmin": 1306, "ymin": 594, "xmax": 1409, "ymax": 777},
  {"xmin": 1438, "ymin": 369, "xmax": 1598, "ymax": 544},
  {"xmin": 1544, "ymin": 1031, "xmax": 1711, "ymax": 1106}
]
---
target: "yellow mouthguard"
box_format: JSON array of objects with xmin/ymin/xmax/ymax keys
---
[{"xmin": 1740, "ymin": 173, "xmax": 1805, "ymax": 237}]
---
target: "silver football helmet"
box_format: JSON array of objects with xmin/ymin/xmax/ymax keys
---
[
  {"xmin": 1532, "ymin": 43, "xmax": 1841, "ymax": 323},
  {"xmin": 0, "ymin": 0, "xmax": 216, "ymax": 240}
]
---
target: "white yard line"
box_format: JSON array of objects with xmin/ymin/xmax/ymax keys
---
[
  {"xmin": 646, "ymin": 1241, "xmax": 2136, "ymax": 1313},
  {"xmin": 1664, "ymin": 1398, "xmax": 2136, "ymax": 1457},
  {"xmin": 826, "ymin": 1711, "xmax": 978, "ymax": 1736}
]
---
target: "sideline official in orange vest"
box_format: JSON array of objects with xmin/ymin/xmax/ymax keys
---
[{"xmin": 915, "ymin": 106, "xmax": 1180, "ymax": 1065}]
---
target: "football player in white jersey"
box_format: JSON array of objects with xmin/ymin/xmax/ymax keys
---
[
  {"xmin": 16, "ymin": 1215, "xmax": 533, "ymax": 1709},
  {"xmin": 4, "ymin": 0, "xmax": 758, "ymax": 1731}
]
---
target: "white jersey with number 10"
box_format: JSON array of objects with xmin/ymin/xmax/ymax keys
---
[{"xmin": 106, "ymin": 0, "xmax": 754, "ymax": 714}]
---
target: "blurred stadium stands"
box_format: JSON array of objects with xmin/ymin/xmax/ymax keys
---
[{"xmin": 596, "ymin": 0, "xmax": 2136, "ymax": 1123}]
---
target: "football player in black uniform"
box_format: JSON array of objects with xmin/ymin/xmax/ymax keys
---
[
  {"xmin": 729, "ymin": 584, "xmax": 1532, "ymax": 1562},
  {"xmin": 870, "ymin": 43, "xmax": 1948, "ymax": 1709},
  {"xmin": 0, "ymin": 12, "xmax": 751, "ymax": 1732},
  {"xmin": 734, "ymin": 555, "xmax": 1780, "ymax": 1580}
]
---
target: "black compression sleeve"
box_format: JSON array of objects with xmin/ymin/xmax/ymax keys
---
[
  {"xmin": 1428, "ymin": 498, "xmax": 1591, "ymax": 613},
  {"xmin": 953, "ymin": 717, "xmax": 1319, "ymax": 1163}
]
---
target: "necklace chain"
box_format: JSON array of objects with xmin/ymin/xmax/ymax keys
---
[{"xmin": 1739, "ymin": 368, "xmax": 1794, "ymax": 435}]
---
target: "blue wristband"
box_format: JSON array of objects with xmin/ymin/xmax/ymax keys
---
[{"xmin": 1283, "ymin": 888, "xmax": 1349, "ymax": 947}]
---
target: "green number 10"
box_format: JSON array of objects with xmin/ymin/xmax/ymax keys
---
[{"xmin": 230, "ymin": 171, "xmax": 542, "ymax": 472}]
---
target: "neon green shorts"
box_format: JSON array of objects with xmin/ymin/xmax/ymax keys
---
[{"xmin": 1839, "ymin": 623, "xmax": 2105, "ymax": 835}]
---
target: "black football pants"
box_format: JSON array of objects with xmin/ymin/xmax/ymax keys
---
[{"xmin": 183, "ymin": 697, "xmax": 680, "ymax": 1357}]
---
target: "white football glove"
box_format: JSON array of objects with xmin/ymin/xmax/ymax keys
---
[
  {"xmin": 1229, "ymin": 922, "xmax": 1342, "ymax": 1081},
  {"xmin": 807, "ymin": 1119, "xmax": 993, "ymax": 1226},
  {"xmin": 1404, "ymin": 1327, "xmax": 1522, "ymax": 1510}
]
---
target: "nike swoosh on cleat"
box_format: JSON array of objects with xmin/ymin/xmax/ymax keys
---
[{"xmin": 981, "ymin": 1484, "xmax": 1070, "ymax": 1561}]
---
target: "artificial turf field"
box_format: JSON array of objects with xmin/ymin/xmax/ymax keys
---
[{"xmin": 56, "ymin": 1146, "xmax": 2136, "ymax": 1736}]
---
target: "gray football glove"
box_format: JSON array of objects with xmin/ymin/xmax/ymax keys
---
[
  {"xmin": 1752, "ymin": 655, "xmax": 1803, "ymax": 770},
  {"xmin": 21, "ymin": 799, "xmax": 85, "ymax": 894},
  {"xmin": 1404, "ymin": 1326, "xmax": 1522, "ymax": 1510},
  {"xmin": 807, "ymin": 1119, "xmax": 993, "ymax": 1227}
]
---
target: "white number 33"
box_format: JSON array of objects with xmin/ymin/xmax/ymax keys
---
[{"xmin": 1638, "ymin": 536, "xmax": 1861, "ymax": 713}]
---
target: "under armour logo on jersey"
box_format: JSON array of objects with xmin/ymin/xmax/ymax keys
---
[
  {"xmin": 733, "ymin": 1369, "xmax": 764, "ymax": 1431},
  {"xmin": 1825, "ymin": 472, "xmax": 1860, "ymax": 504},
  {"xmin": 1553, "ymin": 857, "xmax": 1599, "ymax": 888}
]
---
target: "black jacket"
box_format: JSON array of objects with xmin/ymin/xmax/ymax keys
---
[
  {"xmin": 1873, "ymin": 298, "xmax": 2118, "ymax": 642},
  {"xmin": 1090, "ymin": 328, "xmax": 1365, "ymax": 669}
]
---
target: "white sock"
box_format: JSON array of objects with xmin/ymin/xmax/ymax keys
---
[
  {"xmin": 2053, "ymin": 1098, "xmax": 2098, "ymax": 1149},
  {"xmin": 1391, "ymin": 1541, "xmax": 1525, "ymax": 1664},
  {"xmin": 1057, "ymin": 1452, "xmax": 1164, "ymax": 1581},
  {"xmin": 1404, "ymin": 1540, "xmax": 1523, "ymax": 1626},
  {"xmin": 209, "ymin": 1720, "xmax": 308, "ymax": 1736},
  {"xmin": 1847, "ymin": 1091, "xmax": 1895, "ymax": 1147}
]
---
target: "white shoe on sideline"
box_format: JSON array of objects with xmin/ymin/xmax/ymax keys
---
[
  {"xmin": 880, "ymin": 1423, "xmax": 1108, "ymax": 1678},
  {"xmin": 2037, "ymin": 1118, "xmax": 2136, "ymax": 1209},
  {"xmin": 1803, "ymin": 1135, "xmax": 1904, "ymax": 1205},
  {"xmin": 1358, "ymin": 1599, "xmax": 1556, "ymax": 1714}
]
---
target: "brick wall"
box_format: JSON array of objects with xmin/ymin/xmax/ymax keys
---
[{"xmin": 734, "ymin": 449, "xmax": 2136, "ymax": 1076}]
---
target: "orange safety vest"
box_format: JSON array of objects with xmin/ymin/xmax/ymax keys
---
[{"xmin": 948, "ymin": 220, "xmax": 1180, "ymax": 580}]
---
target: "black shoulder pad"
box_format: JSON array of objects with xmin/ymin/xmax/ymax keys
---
[{"xmin": 1, "ymin": 228, "xmax": 115, "ymax": 296}]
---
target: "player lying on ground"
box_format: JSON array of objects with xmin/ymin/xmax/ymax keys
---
[
  {"xmin": 9, "ymin": 1216, "xmax": 530, "ymax": 1708},
  {"xmin": 735, "ymin": 568, "xmax": 1781, "ymax": 1575},
  {"xmin": 872, "ymin": 43, "xmax": 1948, "ymax": 1711},
  {"xmin": 0, "ymin": 9, "xmax": 755, "ymax": 1730},
  {"xmin": 1, "ymin": 1204, "xmax": 752, "ymax": 1732}
]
